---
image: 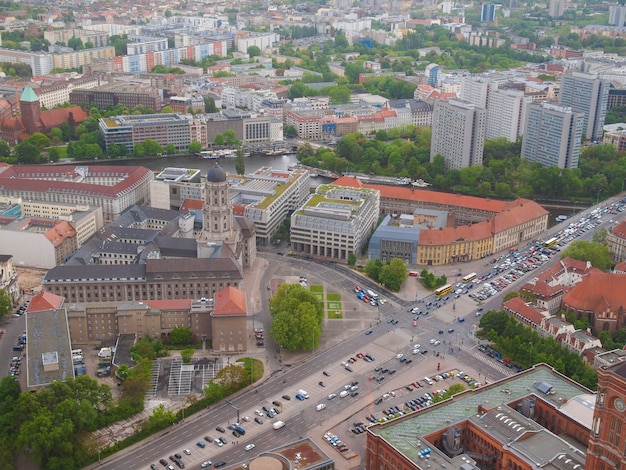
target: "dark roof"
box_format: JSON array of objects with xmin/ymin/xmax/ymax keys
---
[
  {"xmin": 43, "ymin": 264, "xmax": 146, "ymax": 282},
  {"xmin": 145, "ymin": 258, "xmax": 242, "ymax": 280},
  {"xmin": 206, "ymin": 163, "xmax": 227, "ymax": 183},
  {"xmin": 0, "ymin": 254, "xmax": 12, "ymax": 262}
]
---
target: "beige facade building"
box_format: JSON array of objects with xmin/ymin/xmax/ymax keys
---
[
  {"xmin": 211, "ymin": 286, "xmax": 248, "ymax": 352},
  {"xmin": 52, "ymin": 47, "xmax": 116, "ymax": 70},
  {"xmin": 607, "ymin": 219, "xmax": 626, "ymax": 262},
  {"xmin": 0, "ymin": 254, "xmax": 19, "ymax": 303}
]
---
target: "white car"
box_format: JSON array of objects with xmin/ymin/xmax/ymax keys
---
[
  {"xmin": 241, "ymin": 416, "xmax": 250, "ymax": 422},
  {"xmin": 396, "ymin": 353, "xmax": 404, "ymax": 359},
  {"xmin": 183, "ymin": 449, "xmax": 191, "ymax": 455},
  {"xmin": 244, "ymin": 443, "xmax": 256, "ymax": 451},
  {"xmin": 201, "ymin": 461, "xmax": 212, "ymax": 469},
  {"xmin": 413, "ymin": 344, "xmax": 421, "ymax": 349},
  {"xmin": 412, "ymin": 349, "xmax": 420, "ymax": 355},
  {"xmin": 214, "ymin": 439, "xmax": 224, "ymax": 447},
  {"xmin": 327, "ymin": 393, "xmax": 336, "ymax": 400},
  {"xmin": 429, "ymin": 338, "xmax": 436, "ymax": 344},
  {"xmin": 254, "ymin": 409, "xmax": 263, "ymax": 416},
  {"xmin": 316, "ymin": 403, "xmax": 327, "ymax": 411}
]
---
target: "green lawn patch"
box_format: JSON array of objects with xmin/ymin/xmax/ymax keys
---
[
  {"xmin": 328, "ymin": 311, "xmax": 343, "ymax": 319},
  {"xmin": 310, "ymin": 285, "xmax": 323, "ymax": 293},
  {"xmin": 327, "ymin": 301, "xmax": 341, "ymax": 310},
  {"xmin": 327, "ymin": 293, "xmax": 341, "ymax": 301},
  {"xmin": 313, "ymin": 293, "xmax": 323, "ymax": 302}
]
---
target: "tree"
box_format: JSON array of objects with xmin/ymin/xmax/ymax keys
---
[
  {"xmin": 247, "ymin": 45, "xmax": 261, "ymax": 58},
  {"xmin": 47, "ymin": 147, "xmax": 61, "ymax": 162},
  {"xmin": 269, "ymin": 283, "xmax": 324, "ymax": 351},
  {"xmin": 296, "ymin": 142, "xmax": 316, "ymax": 161},
  {"xmin": 49, "ymin": 127, "xmax": 62, "ymax": 143},
  {"xmin": 142, "ymin": 139, "xmax": 163, "ymax": 156},
  {"xmin": 15, "ymin": 141, "xmax": 40, "ymax": 164},
  {"xmin": 189, "ymin": 141, "xmax": 202, "ymax": 153},
  {"xmin": 478, "ymin": 310, "xmax": 509, "ymax": 337},
  {"xmin": 170, "ymin": 327, "xmax": 192, "ymax": 345},
  {"xmin": 165, "ymin": 143, "xmax": 176, "ymax": 155},
  {"xmin": 365, "ymin": 259, "xmax": 384, "ymax": 282},
  {"xmin": 224, "ymin": 129, "xmax": 238, "ymax": 146},
  {"xmin": 213, "ymin": 364, "xmax": 248, "ymax": 394},
  {"xmin": 214, "ymin": 134, "xmax": 224, "ymax": 146},
  {"xmin": 348, "ymin": 252, "xmax": 357, "ymax": 266},
  {"xmin": 284, "ymin": 125, "xmax": 297, "ymax": 137},
  {"xmin": 0, "ymin": 140, "xmax": 10, "ymax": 158},
  {"xmin": 560, "ymin": 240, "xmax": 612, "ymax": 271},
  {"xmin": 0, "ymin": 289, "xmax": 11, "ymax": 320},
  {"xmin": 503, "ymin": 291, "xmax": 520, "ymax": 302},
  {"xmin": 161, "ymin": 106, "xmax": 175, "ymax": 113},
  {"xmin": 204, "ymin": 96, "xmax": 218, "ymax": 113},
  {"xmin": 180, "ymin": 349, "xmax": 194, "ymax": 364},
  {"xmin": 592, "ymin": 227, "xmax": 608, "ymax": 246},
  {"xmin": 379, "ymin": 258, "xmax": 408, "ymax": 291},
  {"xmin": 234, "ymin": 147, "xmax": 245, "ymax": 175},
  {"xmin": 143, "ymin": 404, "xmax": 176, "ymax": 432}
]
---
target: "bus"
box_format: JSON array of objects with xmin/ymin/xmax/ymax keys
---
[
  {"xmin": 434, "ymin": 284, "xmax": 453, "ymax": 298},
  {"xmin": 462, "ymin": 272, "xmax": 477, "ymax": 283},
  {"xmin": 544, "ymin": 237, "xmax": 559, "ymax": 248}
]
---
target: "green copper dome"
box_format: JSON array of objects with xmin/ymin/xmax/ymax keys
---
[{"xmin": 20, "ymin": 86, "xmax": 38, "ymax": 102}]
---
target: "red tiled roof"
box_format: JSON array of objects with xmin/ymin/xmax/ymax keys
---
[
  {"xmin": 44, "ymin": 220, "xmax": 77, "ymax": 247},
  {"xmin": 144, "ymin": 299, "xmax": 192, "ymax": 310},
  {"xmin": 232, "ymin": 204, "xmax": 245, "ymax": 216},
  {"xmin": 213, "ymin": 286, "xmax": 247, "ymax": 315},
  {"xmin": 419, "ymin": 221, "xmax": 492, "ymax": 245},
  {"xmin": 503, "ymin": 297, "xmax": 547, "ymax": 325},
  {"xmin": 26, "ymin": 292, "xmax": 64, "ymax": 313},
  {"xmin": 0, "ymin": 164, "xmax": 152, "ymax": 198},
  {"xmin": 39, "ymin": 106, "xmax": 89, "ymax": 129},
  {"xmin": 611, "ymin": 220, "xmax": 626, "ymax": 239},
  {"xmin": 491, "ymin": 199, "xmax": 549, "ymax": 233},
  {"xmin": 562, "ymin": 272, "xmax": 626, "ymax": 312},
  {"xmin": 180, "ymin": 198, "xmax": 203, "ymax": 211}
]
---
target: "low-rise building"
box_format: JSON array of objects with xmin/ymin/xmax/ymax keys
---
[
  {"xmin": 607, "ymin": 219, "xmax": 626, "ymax": 262},
  {"xmin": 0, "ymin": 254, "xmax": 19, "ymax": 303}
]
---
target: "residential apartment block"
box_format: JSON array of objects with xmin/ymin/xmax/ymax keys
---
[
  {"xmin": 602, "ymin": 128, "xmax": 626, "ymax": 152},
  {"xmin": 559, "ymin": 72, "xmax": 609, "ymax": 142},
  {"xmin": 430, "ymin": 99, "xmax": 487, "ymax": 170},
  {"xmin": 521, "ymin": 102, "xmax": 584, "ymax": 169},
  {"xmin": 290, "ymin": 184, "xmax": 380, "ymax": 262},
  {"xmin": 52, "ymin": 47, "xmax": 116, "ymax": 70},
  {"xmin": 0, "ymin": 48, "xmax": 54, "ymax": 76}
]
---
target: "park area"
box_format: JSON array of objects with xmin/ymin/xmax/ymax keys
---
[{"xmin": 310, "ymin": 285, "xmax": 343, "ymax": 319}]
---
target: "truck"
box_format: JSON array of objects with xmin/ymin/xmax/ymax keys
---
[
  {"xmin": 98, "ymin": 347, "xmax": 112, "ymax": 359},
  {"xmin": 272, "ymin": 420, "xmax": 285, "ymax": 430},
  {"xmin": 298, "ymin": 389, "xmax": 309, "ymax": 399}
]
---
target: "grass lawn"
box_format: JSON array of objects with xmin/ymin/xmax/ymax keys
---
[
  {"xmin": 328, "ymin": 311, "xmax": 343, "ymax": 319},
  {"xmin": 310, "ymin": 285, "xmax": 323, "ymax": 293},
  {"xmin": 327, "ymin": 301, "xmax": 341, "ymax": 310},
  {"xmin": 327, "ymin": 293, "xmax": 341, "ymax": 301}
]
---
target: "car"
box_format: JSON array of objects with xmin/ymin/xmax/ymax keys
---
[
  {"xmin": 219, "ymin": 437, "xmax": 227, "ymax": 445},
  {"xmin": 174, "ymin": 453, "xmax": 182, "ymax": 460},
  {"xmin": 159, "ymin": 461, "xmax": 169, "ymax": 468},
  {"xmin": 272, "ymin": 400, "xmax": 282, "ymax": 407},
  {"xmin": 448, "ymin": 328, "xmax": 454, "ymax": 333},
  {"xmin": 254, "ymin": 417, "xmax": 263, "ymax": 424},
  {"xmin": 216, "ymin": 426, "xmax": 225, "ymax": 433},
  {"xmin": 327, "ymin": 393, "xmax": 337, "ymax": 400},
  {"xmin": 281, "ymin": 394, "xmax": 291, "ymax": 401},
  {"xmin": 201, "ymin": 462, "xmax": 212, "ymax": 469},
  {"xmin": 365, "ymin": 329, "xmax": 373, "ymax": 335},
  {"xmin": 438, "ymin": 330, "xmax": 444, "ymax": 334},
  {"xmin": 183, "ymin": 449, "xmax": 191, "ymax": 455},
  {"xmin": 295, "ymin": 393, "xmax": 305, "ymax": 401},
  {"xmin": 196, "ymin": 441, "xmax": 205, "ymax": 448},
  {"xmin": 204, "ymin": 435, "xmax": 212, "ymax": 442},
  {"xmin": 244, "ymin": 443, "xmax": 256, "ymax": 451},
  {"xmin": 412, "ymin": 348, "xmax": 420, "ymax": 354},
  {"xmin": 232, "ymin": 430, "xmax": 240, "ymax": 438},
  {"xmin": 345, "ymin": 365, "xmax": 353, "ymax": 372},
  {"xmin": 396, "ymin": 353, "xmax": 404, "ymax": 359},
  {"xmin": 323, "ymin": 370, "xmax": 330, "ymax": 376},
  {"xmin": 151, "ymin": 465, "xmax": 159, "ymax": 470},
  {"xmin": 316, "ymin": 403, "xmax": 327, "ymax": 411},
  {"xmin": 213, "ymin": 462, "xmax": 226, "ymax": 468},
  {"xmin": 214, "ymin": 438, "xmax": 224, "ymax": 447},
  {"xmin": 254, "ymin": 409, "xmax": 263, "ymax": 416},
  {"xmin": 242, "ymin": 415, "xmax": 250, "ymax": 422},
  {"xmin": 318, "ymin": 381, "xmax": 326, "ymax": 387}
]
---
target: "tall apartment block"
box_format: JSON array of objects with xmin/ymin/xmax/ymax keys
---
[
  {"xmin": 462, "ymin": 77, "xmax": 530, "ymax": 142},
  {"xmin": 521, "ymin": 102, "xmax": 584, "ymax": 169},
  {"xmin": 559, "ymin": 72, "xmax": 609, "ymax": 142},
  {"xmin": 430, "ymin": 99, "xmax": 487, "ymax": 170},
  {"xmin": 481, "ymin": 3, "xmax": 496, "ymax": 21}
]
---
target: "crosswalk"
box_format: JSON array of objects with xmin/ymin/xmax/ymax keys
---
[{"xmin": 466, "ymin": 347, "xmax": 515, "ymax": 378}]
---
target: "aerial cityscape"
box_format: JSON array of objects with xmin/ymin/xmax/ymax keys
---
[{"xmin": 1, "ymin": 0, "xmax": 626, "ymax": 470}]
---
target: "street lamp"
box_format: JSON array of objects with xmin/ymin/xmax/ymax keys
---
[{"xmin": 528, "ymin": 342, "xmax": 533, "ymax": 369}]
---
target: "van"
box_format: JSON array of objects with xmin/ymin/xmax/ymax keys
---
[
  {"xmin": 71, "ymin": 349, "xmax": 83, "ymax": 356},
  {"xmin": 272, "ymin": 420, "xmax": 285, "ymax": 430},
  {"xmin": 298, "ymin": 389, "xmax": 309, "ymax": 399},
  {"xmin": 339, "ymin": 390, "xmax": 350, "ymax": 398}
]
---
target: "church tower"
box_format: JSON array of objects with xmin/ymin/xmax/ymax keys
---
[{"xmin": 20, "ymin": 86, "xmax": 41, "ymax": 134}]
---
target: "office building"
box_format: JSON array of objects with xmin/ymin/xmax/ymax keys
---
[
  {"xmin": 0, "ymin": 163, "xmax": 152, "ymax": 223},
  {"xmin": 481, "ymin": 3, "xmax": 496, "ymax": 21},
  {"xmin": 99, "ymin": 113, "xmax": 191, "ymax": 155},
  {"xmin": 486, "ymin": 88, "xmax": 530, "ymax": 141},
  {"xmin": 0, "ymin": 48, "xmax": 53, "ymax": 76},
  {"xmin": 430, "ymin": 99, "xmax": 487, "ymax": 170},
  {"xmin": 521, "ymin": 102, "xmax": 584, "ymax": 169},
  {"xmin": 461, "ymin": 77, "xmax": 496, "ymax": 109},
  {"xmin": 366, "ymin": 363, "xmax": 592, "ymax": 470},
  {"xmin": 559, "ymin": 72, "xmax": 610, "ymax": 142},
  {"xmin": 425, "ymin": 63, "xmax": 440, "ymax": 87},
  {"xmin": 549, "ymin": 0, "xmax": 565, "ymax": 18},
  {"xmin": 585, "ymin": 360, "xmax": 626, "ymax": 470},
  {"xmin": 70, "ymin": 82, "xmax": 162, "ymax": 112},
  {"xmin": 290, "ymin": 184, "xmax": 379, "ymax": 263}
]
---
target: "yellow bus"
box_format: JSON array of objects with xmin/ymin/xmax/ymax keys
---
[
  {"xmin": 543, "ymin": 237, "xmax": 558, "ymax": 248},
  {"xmin": 434, "ymin": 284, "xmax": 453, "ymax": 297},
  {"xmin": 462, "ymin": 272, "xmax": 477, "ymax": 283}
]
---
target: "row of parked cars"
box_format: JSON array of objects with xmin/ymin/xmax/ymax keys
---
[
  {"xmin": 11, "ymin": 300, "xmax": 29, "ymax": 318},
  {"xmin": 323, "ymin": 432, "xmax": 351, "ymax": 454}
]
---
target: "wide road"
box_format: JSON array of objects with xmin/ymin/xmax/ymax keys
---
[{"xmin": 95, "ymin": 197, "xmax": 625, "ymax": 469}]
